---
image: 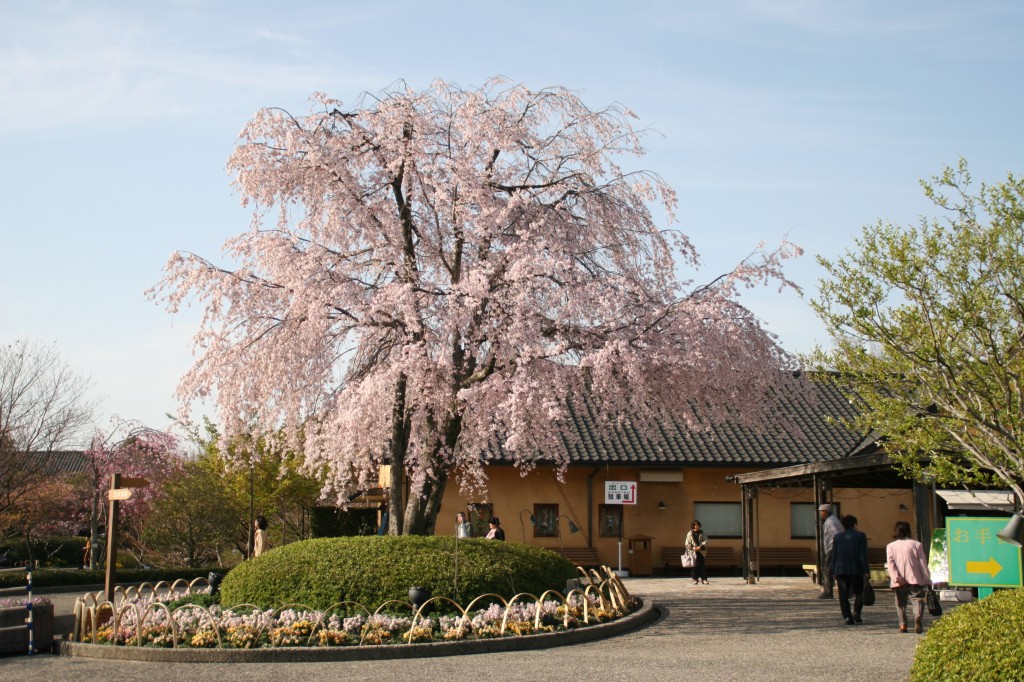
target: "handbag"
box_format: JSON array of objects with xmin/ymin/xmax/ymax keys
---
[
  {"xmin": 925, "ymin": 588, "xmax": 943, "ymax": 617},
  {"xmin": 861, "ymin": 580, "xmax": 875, "ymax": 606},
  {"xmin": 681, "ymin": 551, "xmax": 697, "ymax": 568}
]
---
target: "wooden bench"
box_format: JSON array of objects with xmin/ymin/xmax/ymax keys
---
[
  {"xmin": 752, "ymin": 547, "xmax": 812, "ymax": 575},
  {"xmin": 554, "ymin": 547, "xmax": 600, "ymax": 567},
  {"xmin": 804, "ymin": 548, "xmax": 889, "ymax": 583},
  {"xmin": 662, "ymin": 546, "xmax": 738, "ymax": 575}
]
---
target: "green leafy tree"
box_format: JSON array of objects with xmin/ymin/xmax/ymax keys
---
[
  {"xmin": 192, "ymin": 420, "xmax": 325, "ymax": 556},
  {"xmin": 810, "ymin": 159, "xmax": 1024, "ymax": 500},
  {"xmin": 143, "ymin": 460, "xmax": 242, "ymax": 568}
]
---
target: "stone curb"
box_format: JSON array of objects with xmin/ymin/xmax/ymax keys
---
[{"xmin": 58, "ymin": 599, "xmax": 658, "ymax": 662}]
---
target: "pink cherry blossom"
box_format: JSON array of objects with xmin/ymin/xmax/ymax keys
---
[{"xmin": 151, "ymin": 78, "xmax": 803, "ymax": 533}]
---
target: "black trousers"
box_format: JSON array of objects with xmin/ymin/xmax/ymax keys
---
[
  {"xmin": 836, "ymin": 574, "xmax": 864, "ymax": 620},
  {"xmin": 690, "ymin": 552, "xmax": 708, "ymax": 582}
]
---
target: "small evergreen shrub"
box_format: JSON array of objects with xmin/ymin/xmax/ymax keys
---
[
  {"xmin": 911, "ymin": 588, "xmax": 1024, "ymax": 681},
  {"xmin": 219, "ymin": 536, "xmax": 578, "ymax": 611}
]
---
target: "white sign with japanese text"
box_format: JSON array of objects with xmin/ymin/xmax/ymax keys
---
[{"xmin": 604, "ymin": 481, "xmax": 637, "ymax": 505}]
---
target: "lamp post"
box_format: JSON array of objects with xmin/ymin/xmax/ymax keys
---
[
  {"xmin": 556, "ymin": 514, "xmax": 581, "ymax": 551},
  {"xmin": 519, "ymin": 509, "xmax": 536, "ymax": 543},
  {"xmin": 247, "ymin": 461, "xmax": 255, "ymax": 559}
]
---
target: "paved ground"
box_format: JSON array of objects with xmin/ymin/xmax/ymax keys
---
[{"xmin": 1, "ymin": 576, "xmax": 939, "ymax": 681}]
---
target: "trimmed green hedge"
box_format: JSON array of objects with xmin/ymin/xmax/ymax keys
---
[
  {"xmin": 911, "ymin": 588, "xmax": 1024, "ymax": 681},
  {"xmin": 219, "ymin": 536, "xmax": 578, "ymax": 611},
  {"xmin": 0, "ymin": 536, "xmax": 88, "ymax": 567},
  {"xmin": 0, "ymin": 567, "xmax": 219, "ymax": 589}
]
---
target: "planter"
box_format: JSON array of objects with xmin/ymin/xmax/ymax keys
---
[{"xmin": 0, "ymin": 603, "xmax": 54, "ymax": 654}]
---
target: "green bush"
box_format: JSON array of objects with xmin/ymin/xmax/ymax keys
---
[
  {"xmin": 911, "ymin": 588, "xmax": 1024, "ymax": 681},
  {"xmin": 0, "ymin": 536, "xmax": 88, "ymax": 567},
  {"xmin": 219, "ymin": 536, "xmax": 578, "ymax": 611}
]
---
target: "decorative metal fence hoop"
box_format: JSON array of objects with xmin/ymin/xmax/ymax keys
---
[
  {"xmin": 302, "ymin": 600, "xmax": 374, "ymax": 647},
  {"xmin": 406, "ymin": 596, "xmax": 467, "ymax": 643},
  {"xmin": 499, "ymin": 592, "xmax": 540, "ymax": 635},
  {"xmin": 253, "ymin": 602, "xmax": 323, "ymax": 647},
  {"xmin": 459, "ymin": 592, "xmax": 510, "ymax": 638}
]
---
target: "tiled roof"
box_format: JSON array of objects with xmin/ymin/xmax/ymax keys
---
[
  {"xmin": 497, "ymin": 376, "xmax": 868, "ymax": 467},
  {"xmin": 27, "ymin": 450, "xmax": 88, "ymax": 476}
]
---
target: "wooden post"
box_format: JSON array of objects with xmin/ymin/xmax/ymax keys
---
[{"xmin": 104, "ymin": 473, "xmax": 120, "ymax": 603}]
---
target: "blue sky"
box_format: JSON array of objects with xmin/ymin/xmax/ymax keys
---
[{"xmin": 2, "ymin": 1, "xmax": 1022, "ymax": 438}]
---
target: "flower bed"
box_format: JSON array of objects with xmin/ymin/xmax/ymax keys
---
[{"xmin": 76, "ymin": 579, "xmax": 636, "ymax": 650}]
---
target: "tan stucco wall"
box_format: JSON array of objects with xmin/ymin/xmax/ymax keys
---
[{"xmin": 438, "ymin": 464, "xmax": 914, "ymax": 573}]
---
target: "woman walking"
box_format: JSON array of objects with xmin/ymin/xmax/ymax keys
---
[
  {"xmin": 885, "ymin": 520, "xmax": 931, "ymax": 633},
  {"xmin": 685, "ymin": 520, "xmax": 709, "ymax": 584}
]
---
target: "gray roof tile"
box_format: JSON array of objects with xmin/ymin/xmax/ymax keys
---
[{"xmin": 494, "ymin": 375, "xmax": 865, "ymax": 467}]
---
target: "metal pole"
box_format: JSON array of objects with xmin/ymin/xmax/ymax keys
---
[
  {"xmin": 104, "ymin": 473, "xmax": 120, "ymax": 603},
  {"xmin": 26, "ymin": 565, "xmax": 33, "ymax": 655},
  {"xmin": 247, "ymin": 462, "xmax": 255, "ymax": 559}
]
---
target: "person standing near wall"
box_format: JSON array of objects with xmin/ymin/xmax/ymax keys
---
[
  {"xmin": 818, "ymin": 503, "xmax": 843, "ymax": 598},
  {"xmin": 685, "ymin": 520, "xmax": 709, "ymax": 585},
  {"xmin": 485, "ymin": 517, "xmax": 505, "ymax": 540},
  {"xmin": 456, "ymin": 512, "xmax": 472, "ymax": 539}
]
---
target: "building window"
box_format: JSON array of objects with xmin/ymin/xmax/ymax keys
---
[
  {"xmin": 693, "ymin": 502, "xmax": 741, "ymax": 538},
  {"xmin": 533, "ymin": 504, "xmax": 558, "ymax": 537},
  {"xmin": 791, "ymin": 503, "xmax": 817, "ymax": 538},
  {"xmin": 791, "ymin": 502, "xmax": 841, "ymax": 538},
  {"xmin": 599, "ymin": 504, "xmax": 623, "ymax": 537}
]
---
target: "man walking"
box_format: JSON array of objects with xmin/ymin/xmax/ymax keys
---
[
  {"xmin": 832, "ymin": 514, "xmax": 869, "ymax": 625},
  {"xmin": 818, "ymin": 503, "xmax": 843, "ymax": 598}
]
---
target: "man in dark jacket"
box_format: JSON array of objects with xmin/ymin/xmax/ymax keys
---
[{"xmin": 831, "ymin": 514, "xmax": 869, "ymax": 625}]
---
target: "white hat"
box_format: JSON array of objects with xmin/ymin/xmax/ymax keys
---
[{"xmin": 818, "ymin": 504, "xmax": 832, "ymax": 512}]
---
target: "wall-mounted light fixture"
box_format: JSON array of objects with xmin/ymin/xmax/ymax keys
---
[
  {"xmin": 518, "ymin": 509, "xmax": 537, "ymax": 543},
  {"xmin": 997, "ymin": 512, "xmax": 1024, "ymax": 547},
  {"xmin": 898, "ymin": 503, "xmax": 909, "ymax": 512},
  {"xmin": 658, "ymin": 501, "xmax": 668, "ymax": 510},
  {"xmin": 556, "ymin": 514, "xmax": 580, "ymax": 550}
]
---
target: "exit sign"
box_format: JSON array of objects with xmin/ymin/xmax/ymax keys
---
[{"xmin": 604, "ymin": 481, "xmax": 637, "ymax": 505}]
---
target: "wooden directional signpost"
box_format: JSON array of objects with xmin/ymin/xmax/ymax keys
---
[
  {"xmin": 947, "ymin": 517, "xmax": 1024, "ymax": 599},
  {"xmin": 104, "ymin": 474, "xmax": 150, "ymax": 602}
]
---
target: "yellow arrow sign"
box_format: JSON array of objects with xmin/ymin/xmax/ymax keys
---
[
  {"xmin": 108, "ymin": 488, "xmax": 133, "ymax": 501},
  {"xmin": 966, "ymin": 557, "xmax": 1003, "ymax": 578}
]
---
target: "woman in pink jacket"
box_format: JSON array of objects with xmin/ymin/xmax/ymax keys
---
[{"xmin": 885, "ymin": 520, "xmax": 931, "ymax": 633}]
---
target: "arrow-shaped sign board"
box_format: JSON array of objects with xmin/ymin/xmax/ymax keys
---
[
  {"xmin": 108, "ymin": 488, "xmax": 133, "ymax": 501},
  {"xmin": 118, "ymin": 477, "xmax": 150, "ymax": 489},
  {"xmin": 947, "ymin": 517, "xmax": 1023, "ymax": 588}
]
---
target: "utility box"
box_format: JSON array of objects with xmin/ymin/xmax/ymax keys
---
[{"xmin": 628, "ymin": 534, "xmax": 655, "ymax": 576}]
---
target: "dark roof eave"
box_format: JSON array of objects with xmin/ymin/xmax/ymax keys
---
[{"xmin": 730, "ymin": 451, "xmax": 928, "ymax": 485}]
